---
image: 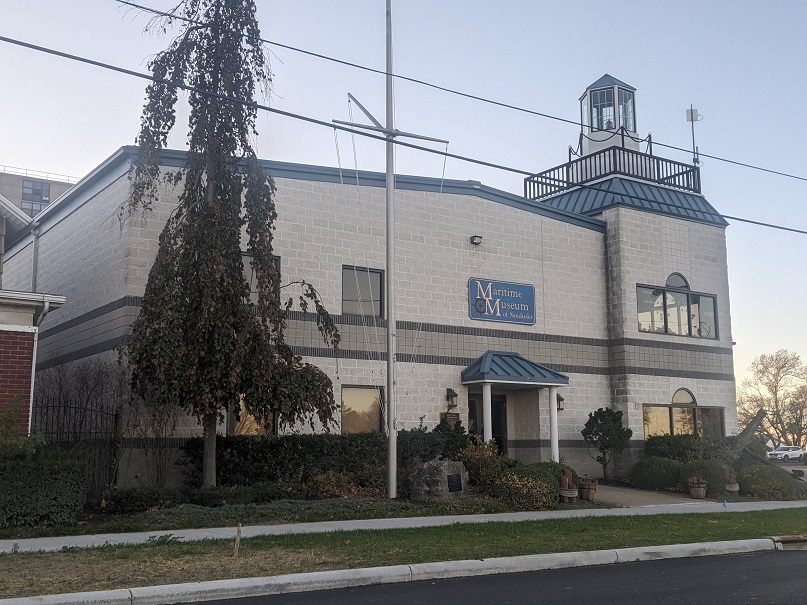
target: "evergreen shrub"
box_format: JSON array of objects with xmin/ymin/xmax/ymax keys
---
[
  {"xmin": 629, "ymin": 456, "xmax": 683, "ymax": 490},
  {"xmin": 679, "ymin": 460, "xmax": 726, "ymax": 497},
  {"xmin": 738, "ymin": 465, "xmax": 807, "ymax": 500},
  {"xmin": 0, "ymin": 454, "xmax": 87, "ymax": 528}
]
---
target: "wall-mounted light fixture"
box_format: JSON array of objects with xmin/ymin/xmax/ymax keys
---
[
  {"xmin": 556, "ymin": 394, "xmax": 565, "ymax": 411},
  {"xmin": 446, "ymin": 388, "xmax": 458, "ymax": 403},
  {"xmin": 469, "ymin": 235, "xmax": 483, "ymax": 246}
]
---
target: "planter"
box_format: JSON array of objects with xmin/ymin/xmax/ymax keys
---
[
  {"xmin": 559, "ymin": 487, "xmax": 578, "ymax": 504},
  {"xmin": 579, "ymin": 485, "xmax": 596, "ymax": 501},
  {"xmin": 725, "ymin": 483, "xmax": 740, "ymax": 496},
  {"xmin": 689, "ymin": 484, "xmax": 707, "ymax": 499}
]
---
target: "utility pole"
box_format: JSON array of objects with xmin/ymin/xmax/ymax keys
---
[{"xmin": 333, "ymin": 0, "xmax": 447, "ymax": 498}]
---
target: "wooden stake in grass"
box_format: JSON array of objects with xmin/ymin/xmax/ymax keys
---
[{"xmin": 234, "ymin": 523, "xmax": 242, "ymax": 558}]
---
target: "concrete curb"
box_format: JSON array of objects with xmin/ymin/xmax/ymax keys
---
[{"xmin": 0, "ymin": 538, "xmax": 779, "ymax": 605}]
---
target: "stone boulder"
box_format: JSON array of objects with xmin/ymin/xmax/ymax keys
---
[{"xmin": 409, "ymin": 459, "xmax": 468, "ymax": 501}]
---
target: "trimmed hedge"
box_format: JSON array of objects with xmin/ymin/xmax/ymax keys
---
[
  {"xmin": 738, "ymin": 465, "xmax": 807, "ymax": 500},
  {"xmin": 507, "ymin": 465, "xmax": 560, "ymax": 507},
  {"xmin": 182, "ymin": 427, "xmax": 469, "ymax": 488},
  {"xmin": 629, "ymin": 456, "xmax": 683, "ymax": 490},
  {"xmin": 679, "ymin": 460, "xmax": 726, "ymax": 497},
  {"xmin": 0, "ymin": 455, "xmax": 87, "ymax": 527}
]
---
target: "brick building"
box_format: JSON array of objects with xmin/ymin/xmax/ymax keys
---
[
  {"xmin": 2, "ymin": 76, "xmax": 736, "ymax": 475},
  {"xmin": 0, "ymin": 190, "xmax": 64, "ymax": 437}
]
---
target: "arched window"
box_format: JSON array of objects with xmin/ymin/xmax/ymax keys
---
[
  {"xmin": 643, "ymin": 388, "xmax": 724, "ymax": 439},
  {"xmin": 666, "ymin": 273, "xmax": 690, "ymax": 289}
]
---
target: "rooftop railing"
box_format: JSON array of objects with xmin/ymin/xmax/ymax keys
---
[{"xmin": 524, "ymin": 146, "xmax": 700, "ymax": 201}]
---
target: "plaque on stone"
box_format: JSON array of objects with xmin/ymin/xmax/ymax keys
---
[{"xmin": 409, "ymin": 459, "xmax": 469, "ymax": 501}]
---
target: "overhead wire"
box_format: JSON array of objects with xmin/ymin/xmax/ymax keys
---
[
  {"xmin": 0, "ymin": 33, "xmax": 805, "ymax": 237},
  {"xmin": 116, "ymin": 0, "xmax": 807, "ymax": 185}
]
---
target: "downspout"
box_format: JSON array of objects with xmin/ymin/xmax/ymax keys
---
[
  {"xmin": 28, "ymin": 300, "xmax": 51, "ymax": 436},
  {"xmin": 31, "ymin": 222, "xmax": 40, "ymax": 293}
]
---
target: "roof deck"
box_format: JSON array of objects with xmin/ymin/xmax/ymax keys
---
[{"xmin": 524, "ymin": 146, "xmax": 701, "ymax": 201}]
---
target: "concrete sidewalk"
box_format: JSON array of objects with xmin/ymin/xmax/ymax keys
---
[{"xmin": 2, "ymin": 486, "xmax": 806, "ymax": 554}]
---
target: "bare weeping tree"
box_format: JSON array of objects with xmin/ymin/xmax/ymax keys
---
[
  {"xmin": 738, "ymin": 350, "xmax": 807, "ymax": 449},
  {"xmin": 126, "ymin": 0, "xmax": 340, "ymax": 487}
]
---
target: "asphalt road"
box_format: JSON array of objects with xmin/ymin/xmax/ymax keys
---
[{"xmin": 194, "ymin": 551, "xmax": 807, "ymax": 605}]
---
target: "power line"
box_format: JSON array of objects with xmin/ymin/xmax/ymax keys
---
[
  {"xmin": 0, "ymin": 33, "xmax": 804, "ymax": 237},
  {"xmin": 117, "ymin": 0, "xmax": 807, "ymax": 186}
]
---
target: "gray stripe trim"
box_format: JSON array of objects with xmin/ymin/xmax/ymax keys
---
[
  {"xmin": 41, "ymin": 297, "xmax": 733, "ymax": 356},
  {"xmin": 508, "ymin": 439, "xmax": 645, "ymax": 449},
  {"xmin": 37, "ymin": 338, "xmax": 734, "ymax": 383}
]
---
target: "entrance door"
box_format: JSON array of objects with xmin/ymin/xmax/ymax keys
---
[{"xmin": 468, "ymin": 394, "xmax": 507, "ymax": 455}]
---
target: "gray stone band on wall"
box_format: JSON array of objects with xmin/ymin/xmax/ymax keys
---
[{"xmin": 36, "ymin": 297, "xmax": 735, "ymax": 383}]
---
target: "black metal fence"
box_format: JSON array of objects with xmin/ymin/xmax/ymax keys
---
[{"xmin": 525, "ymin": 146, "xmax": 701, "ymax": 201}]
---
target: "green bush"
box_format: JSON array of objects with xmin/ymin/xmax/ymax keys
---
[
  {"xmin": 629, "ymin": 456, "xmax": 683, "ymax": 490},
  {"xmin": 507, "ymin": 465, "xmax": 561, "ymax": 507},
  {"xmin": 103, "ymin": 486, "xmax": 184, "ymax": 514},
  {"xmin": 493, "ymin": 471, "xmax": 555, "ymax": 510},
  {"xmin": 738, "ymin": 465, "xmax": 807, "ymax": 500},
  {"xmin": 397, "ymin": 427, "xmax": 442, "ymax": 467},
  {"xmin": 183, "ymin": 485, "xmax": 256, "ymax": 507},
  {"xmin": 458, "ymin": 436, "xmax": 517, "ymax": 494},
  {"xmin": 0, "ymin": 453, "xmax": 88, "ymax": 528},
  {"xmin": 644, "ymin": 434, "xmax": 701, "ymax": 462},
  {"xmin": 432, "ymin": 418, "xmax": 470, "ymax": 460},
  {"xmin": 181, "ymin": 433, "xmax": 389, "ymax": 486},
  {"xmin": 250, "ymin": 479, "xmax": 310, "ymax": 502},
  {"xmin": 679, "ymin": 460, "xmax": 726, "ymax": 497}
]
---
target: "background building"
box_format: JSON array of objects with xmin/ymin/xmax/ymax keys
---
[{"xmin": 2, "ymin": 76, "xmax": 736, "ymax": 478}]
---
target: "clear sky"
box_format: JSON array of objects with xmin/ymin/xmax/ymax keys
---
[{"xmin": 2, "ymin": 0, "xmax": 805, "ymax": 384}]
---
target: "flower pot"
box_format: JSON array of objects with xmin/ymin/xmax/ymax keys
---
[
  {"xmin": 579, "ymin": 485, "xmax": 596, "ymax": 501},
  {"xmin": 689, "ymin": 484, "xmax": 707, "ymax": 499}
]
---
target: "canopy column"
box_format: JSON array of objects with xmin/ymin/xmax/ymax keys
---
[
  {"xmin": 548, "ymin": 386, "xmax": 559, "ymax": 463},
  {"xmin": 482, "ymin": 382, "xmax": 492, "ymax": 442}
]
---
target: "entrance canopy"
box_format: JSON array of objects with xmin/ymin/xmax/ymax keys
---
[{"xmin": 461, "ymin": 351, "xmax": 569, "ymax": 386}]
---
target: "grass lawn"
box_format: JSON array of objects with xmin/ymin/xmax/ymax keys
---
[
  {"xmin": 0, "ymin": 496, "xmax": 612, "ymax": 541},
  {"xmin": 2, "ymin": 508, "xmax": 805, "ymax": 598}
]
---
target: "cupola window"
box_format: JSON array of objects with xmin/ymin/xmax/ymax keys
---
[
  {"xmin": 590, "ymin": 88, "xmax": 614, "ymax": 131},
  {"xmin": 618, "ymin": 88, "xmax": 636, "ymax": 131}
]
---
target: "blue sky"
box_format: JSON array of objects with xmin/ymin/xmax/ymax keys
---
[{"xmin": 2, "ymin": 0, "xmax": 806, "ymax": 383}]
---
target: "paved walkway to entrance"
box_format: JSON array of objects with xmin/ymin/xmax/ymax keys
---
[{"xmin": 2, "ymin": 485, "xmax": 805, "ymax": 554}]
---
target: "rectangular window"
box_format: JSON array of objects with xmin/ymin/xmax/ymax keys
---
[
  {"xmin": 342, "ymin": 266, "xmax": 383, "ymax": 317},
  {"xmin": 643, "ymin": 406, "xmax": 671, "ymax": 437},
  {"xmin": 618, "ymin": 88, "xmax": 635, "ymax": 131},
  {"xmin": 643, "ymin": 404, "xmax": 724, "ymax": 438},
  {"xmin": 636, "ymin": 285, "xmax": 718, "ymax": 339},
  {"xmin": 241, "ymin": 253, "xmax": 280, "ymax": 304},
  {"xmin": 22, "ymin": 179, "xmax": 50, "ymax": 203},
  {"xmin": 666, "ymin": 291, "xmax": 690, "ymax": 336},
  {"xmin": 637, "ymin": 287, "xmax": 665, "ymax": 333},
  {"xmin": 341, "ymin": 386, "xmax": 383, "ymax": 433},
  {"xmin": 590, "ymin": 88, "xmax": 614, "ymax": 130}
]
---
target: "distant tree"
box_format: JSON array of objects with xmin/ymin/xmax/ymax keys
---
[
  {"xmin": 581, "ymin": 408, "xmax": 633, "ymax": 480},
  {"xmin": 125, "ymin": 0, "xmax": 340, "ymax": 487},
  {"xmin": 738, "ymin": 350, "xmax": 807, "ymax": 449}
]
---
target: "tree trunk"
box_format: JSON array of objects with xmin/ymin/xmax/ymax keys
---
[{"xmin": 202, "ymin": 412, "xmax": 217, "ymax": 487}]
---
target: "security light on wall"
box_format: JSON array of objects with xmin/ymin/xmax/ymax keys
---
[
  {"xmin": 469, "ymin": 235, "xmax": 483, "ymax": 246},
  {"xmin": 446, "ymin": 388, "xmax": 458, "ymax": 403},
  {"xmin": 556, "ymin": 394, "xmax": 565, "ymax": 411}
]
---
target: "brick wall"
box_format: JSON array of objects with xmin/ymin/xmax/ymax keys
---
[{"xmin": 0, "ymin": 328, "xmax": 36, "ymax": 437}]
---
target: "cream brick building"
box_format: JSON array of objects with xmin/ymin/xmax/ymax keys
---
[{"xmin": 2, "ymin": 76, "xmax": 736, "ymax": 476}]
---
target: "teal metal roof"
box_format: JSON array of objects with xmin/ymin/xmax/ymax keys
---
[
  {"xmin": 586, "ymin": 73, "xmax": 635, "ymax": 92},
  {"xmin": 540, "ymin": 177, "xmax": 728, "ymax": 227},
  {"xmin": 461, "ymin": 351, "xmax": 569, "ymax": 386}
]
